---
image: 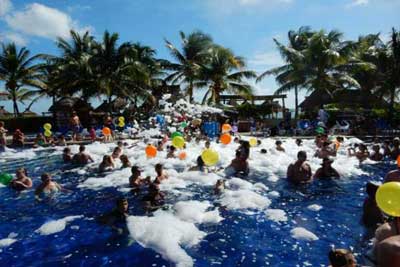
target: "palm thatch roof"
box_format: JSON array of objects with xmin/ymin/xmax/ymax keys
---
[
  {"xmin": 48, "ymin": 97, "xmax": 92, "ymax": 112},
  {"xmin": 94, "ymin": 98, "xmax": 128, "ymax": 113},
  {"xmin": 299, "ymin": 90, "xmax": 388, "ymax": 110},
  {"xmin": 0, "ymin": 106, "xmax": 11, "ymax": 116}
]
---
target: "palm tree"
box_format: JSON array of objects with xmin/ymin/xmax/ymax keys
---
[
  {"xmin": 373, "ymin": 28, "xmax": 400, "ymax": 121},
  {"xmin": 257, "ymin": 26, "xmax": 313, "ymax": 118},
  {"xmin": 0, "ymin": 43, "xmax": 44, "ymax": 116},
  {"xmin": 165, "ymin": 31, "xmax": 213, "ymax": 102},
  {"xmin": 199, "ymin": 46, "xmax": 256, "ymax": 104}
]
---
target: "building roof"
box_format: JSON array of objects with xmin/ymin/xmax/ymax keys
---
[
  {"xmin": 48, "ymin": 97, "xmax": 92, "ymax": 112},
  {"xmin": 94, "ymin": 98, "xmax": 128, "ymax": 113},
  {"xmin": 0, "ymin": 106, "xmax": 11, "ymax": 116},
  {"xmin": 299, "ymin": 90, "xmax": 388, "ymax": 110}
]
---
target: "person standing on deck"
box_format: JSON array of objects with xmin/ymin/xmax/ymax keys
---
[
  {"xmin": 70, "ymin": 111, "xmax": 81, "ymax": 141},
  {"xmin": 318, "ymin": 105, "xmax": 329, "ymax": 127},
  {"xmin": 0, "ymin": 121, "xmax": 7, "ymax": 152}
]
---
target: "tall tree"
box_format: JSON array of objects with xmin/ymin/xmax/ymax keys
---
[
  {"xmin": 0, "ymin": 43, "xmax": 44, "ymax": 116},
  {"xmin": 199, "ymin": 46, "xmax": 256, "ymax": 104},
  {"xmin": 165, "ymin": 31, "xmax": 213, "ymax": 102},
  {"xmin": 257, "ymin": 26, "xmax": 313, "ymax": 118}
]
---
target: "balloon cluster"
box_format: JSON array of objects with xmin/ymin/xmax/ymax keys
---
[
  {"xmin": 118, "ymin": 116, "xmax": 125, "ymax": 128},
  {"xmin": 102, "ymin": 127, "xmax": 111, "ymax": 136},
  {"xmin": 43, "ymin": 123, "xmax": 52, "ymax": 137}
]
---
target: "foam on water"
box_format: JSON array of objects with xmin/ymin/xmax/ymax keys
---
[
  {"xmin": 0, "ymin": 233, "xmax": 18, "ymax": 248},
  {"xmin": 290, "ymin": 227, "xmax": 319, "ymax": 241},
  {"xmin": 174, "ymin": 200, "xmax": 223, "ymax": 224},
  {"xmin": 35, "ymin": 215, "xmax": 83, "ymax": 235},
  {"xmin": 307, "ymin": 204, "xmax": 323, "ymax": 212},
  {"xmin": 265, "ymin": 209, "xmax": 288, "ymax": 223},
  {"xmin": 219, "ymin": 189, "xmax": 271, "ymax": 211},
  {"xmin": 127, "ymin": 210, "xmax": 206, "ymax": 267}
]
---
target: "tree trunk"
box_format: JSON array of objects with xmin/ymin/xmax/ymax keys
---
[
  {"xmin": 294, "ymin": 86, "xmax": 299, "ymax": 119},
  {"xmin": 13, "ymin": 96, "xmax": 19, "ymax": 117},
  {"xmin": 188, "ymin": 81, "xmax": 193, "ymax": 103}
]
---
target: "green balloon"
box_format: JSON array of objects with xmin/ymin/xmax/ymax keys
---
[
  {"xmin": 171, "ymin": 131, "xmax": 183, "ymax": 139},
  {"xmin": 180, "ymin": 122, "xmax": 188, "ymax": 128},
  {"xmin": 316, "ymin": 127, "xmax": 325, "ymax": 134},
  {"xmin": 0, "ymin": 173, "xmax": 13, "ymax": 185}
]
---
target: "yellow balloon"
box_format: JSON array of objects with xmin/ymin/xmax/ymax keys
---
[
  {"xmin": 43, "ymin": 123, "xmax": 52, "ymax": 130},
  {"xmin": 172, "ymin": 136, "xmax": 185, "ymax": 149},
  {"xmin": 119, "ymin": 116, "xmax": 125, "ymax": 122},
  {"xmin": 376, "ymin": 182, "xmax": 400, "ymax": 217},
  {"xmin": 44, "ymin": 130, "xmax": 52, "ymax": 137},
  {"xmin": 201, "ymin": 149, "xmax": 219, "ymax": 166},
  {"xmin": 249, "ymin": 137, "xmax": 257, "ymax": 147},
  {"xmin": 118, "ymin": 122, "xmax": 125, "ymax": 128}
]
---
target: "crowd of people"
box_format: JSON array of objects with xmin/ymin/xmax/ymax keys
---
[{"xmin": 1, "ymin": 111, "xmax": 400, "ymax": 266}]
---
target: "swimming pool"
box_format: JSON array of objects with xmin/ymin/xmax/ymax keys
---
[{"xmin": 0, "ymin": 138, "xmax": 392, "ymax": 267}]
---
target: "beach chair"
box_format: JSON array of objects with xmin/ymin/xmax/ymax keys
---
[{"xmin": 330, "ymin": 120, "xmax": 350, "ymax": 135}]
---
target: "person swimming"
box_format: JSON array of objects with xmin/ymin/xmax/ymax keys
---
[
  {"xmin": 120, "ymin": 154, "xmax": 131, "ymax": 168},
  {"xmin": 154, "ymin": 163, "xmax": 168, "ymax": 184},
  {"xmin": 72, "ymin": 145, "xmax": 94, "ymax": 165},
  {"xmin": 275, "ymin": 140, "xmax": 285, "ymax": 152},
  {"xmin": 214, "ymin": 179, "xmax": 225, "ymax": 194},
  {"xmin": 362, "ymin": 182, "xmax": 384, "ymax": 228},
  {"xmin": 35, "ymin": 173, "xmax": 66, "ymax": 199},
  {"xmin": 111, "ymin": 147, "xmax": 122, "ymax": 160},
  {"xmin": 314, "ymin": 141, "xmax": 336, "ymax": 159},
  {"xmin": 370, "ymin": 144, "xmax": 384, "ymax": 161},
  {"xmin": 142, "ymin": 182, "xmax": 165, "ymax": 212},
  {"xmin": 314, "ymin": 158, "xmax": 340, "ymax": 179},
  {"xmin": 33, "ymin": 133, "xmax": 47, "ymax": 148},
  {"xmin": 287, "ymin": 151, "xmax": 312, "ymax": 184},
  {"xmin": 295, "ymin": 138, "xmax": 302, "ymax": 147},
  {"xmin": 63, "ymin": 147, "xmax": 72, "ymax": 163},
  {"xmin": 99, "ymin": 155, "xmax": 115, "ymax": 173},
  {"xmin": 188, "ymin": 156, "xmax": 205, "ymax": 172},
  {"xmin": 166, "ymin": 146, "xmax": 176, "ymax": 159},
  {"xmin": 97, "ymin": 197, "xmax": 129, "ymax": 234},
  {"xmin": 9, "ymin": 168, "xmax": 32, "ymax": 191},
  {"xmin": 129, "ymin": 166, "xmax": 151, "ymax": 190},
  {"xmin": 225, "ymin": 150, "xmax": 249, "ymax": 177},
  {"xmin": 328, "ymin": 248, "xmax": 357, "ymax": 267},
  {"xmin": 348, "ymin": 143, "xmax": 369, "ymax": 162}
]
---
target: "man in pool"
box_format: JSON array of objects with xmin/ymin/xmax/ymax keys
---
[
  {"xmin": 314, "ymin": 141, "xmax": 336, "ymax": 159},
  {"xmin": 35, "ymin": 173, "xmax": 68, "ymax": 200},
  {"xmin": 154, "ymin": 163, "xmax": 168, "ymax": 184},
  {"xmin": 72, "ymin": 145, "xmax": 94, "ymax": 165},
  {"xmin": 9, "ymin": 168, "xmax": 32, "ymax": 191},
  {"xmin": 314, "ymin": 158, "xmax": 340, "ymax": 179},
  {"xmin": 287, "ymin": 151, "xmax": 312, "ymax": 184},
  {"xmin": 97, "ymin": 197, "xmax": 129, "ymax": 234}
]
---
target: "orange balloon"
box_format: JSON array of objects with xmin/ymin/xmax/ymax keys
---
[
  {"xmin": 397, "ymin": 155, "xmax": 400, "ymax": 168},
  {"xmin": 145, "ymin": 145, "xmax": 157, "ymax": 158},
  {"xmin": 179, "ymin": 151, "xmax": 187, "ymax": 160},
  {"xmin": 102, "ymin": 127, "xmax": 111, "ymax": 136},
  {"xmin": 220, "ymin": 133, "xmax": 232, "ymax": 145},
  {"xmin": 222, "ymin": 124, "xmax": 232, "ymax": 133}
]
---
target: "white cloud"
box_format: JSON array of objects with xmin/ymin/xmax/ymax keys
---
[
  {"xmin": 1, "ymin": 32, "xmax": 27, "ymax": 46},
  {"xmin": 346, "ymin": 0, "xmax": 369, "ymax": 8},
  {"xmin": 0, "ymin": 0, "xmax": 12, "ymax": 16},
  {"xmin": 4, "ymin": 3, "xmax": 93, "ymax": 40},
  {"xmin": 249, "ymin": 51, "xmax": 284, "ymax": 68},
  {"xmin": 203, "ymin": 0, "xmax": 294, "ymax": 15}
]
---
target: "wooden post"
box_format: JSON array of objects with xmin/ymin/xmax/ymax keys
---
[{"xmin": 282, "ymin": 97, "xmax": 286, "ymax": 118}]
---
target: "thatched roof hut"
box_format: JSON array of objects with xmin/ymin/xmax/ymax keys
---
[
  {"xmin": 94, "ymin": 98, "xmax": 128, "ymax": 114},
  {"xmin": 0, "ymin": 106, "xmax": 11, "ymax": 117},
  {"xmin": 49, "ymin": 97, "xmax": 93, "ymax": 129},
  {"xmin": 299, "ymin": 90, "xmax": 388, "ymax": 111},
  {"xmin": 22, "ymin": 109, "xmax": 38, "ymax": 116}
]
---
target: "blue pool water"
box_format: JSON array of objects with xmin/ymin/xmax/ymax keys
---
[{"xmin": 0, "ymin": 149, "xmax": 392, "ymax": 267}]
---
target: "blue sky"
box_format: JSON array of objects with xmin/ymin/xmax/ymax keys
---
[{"xmin": 0, "ymin": 0, "xmax": 399, "ymax": 114}]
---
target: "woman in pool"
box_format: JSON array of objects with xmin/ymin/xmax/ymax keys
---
[
  {"xmin": 154, "ymin": 163, "xmax": 168, "ymax": 184},
  {"xmin": 35, "ymin": 173, "xmax": 66, "ymax": 198},
  {"xmin": 188, "ymin": 156, "xmax": 205, "ymax": 172},
  {"xmin": 314, "ymin": 141, "xmax": 336, "ymax": 159},
  {"xmin": 348, "ymin": 144, "xmax": 369, "ymax": 162},
  {"xmin": 9, "ymin": 168, "xmax": 32, "ymax": 191},
  {"xmin": 63, "ymin": 147, "xmax": 72, "ymax": 162},
  {"xmin": 225, "ymin": 150, "xmax": 249, "ymax": 177},
  {"xmin": 120, "ymin": 154, "xmax": 131, "ymax": 168},
  {"xmin": 99, "ymin": 155, "xmax": 115, "ymax": 173},
  {"xmin": 314, "ymin": 158, "xmax": 340, "ymax": 179}
]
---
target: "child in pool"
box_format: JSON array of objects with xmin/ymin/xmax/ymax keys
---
[
  {"xmin": 275, "ymin": 140, "xmax": 285, "ymax": 152},
  {"xmin": 63, "ymin": 147, "xmax": 72, "ymax": 163}
]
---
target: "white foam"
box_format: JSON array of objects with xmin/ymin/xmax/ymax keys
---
[
  {"xmin": 127, "ymin": 210, "xmax": 206, "ymax": 267},
  {"xmin": 0, "ymin": 233, "xmax": 17, "ymax": 248},
  {"xmin": 265, "ymin": 209, "xmax": 288, "ymax": 222},
  {"xmin": 174, "ymin": 200, "xmax": 223, "ymax": 224},
  {"xmin": 307, "ymin": 204, "xmax": 323, "ymax": 212},
  {"xmin": 36, "ymin": 215, "xmax": 83, "ymax": 235},
  {"xmin": 290, "ymin": 227, "xmax": 319, "ymax": 241},
  {"xmin": 219, "ymin": 189, "xmax": 271, "ymax": 211}
]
